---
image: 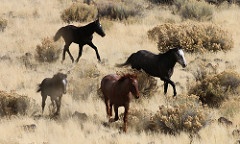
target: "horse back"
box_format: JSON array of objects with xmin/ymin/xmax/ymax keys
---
[{"xmin": 63, "ymin": 25, "xmax": 93, "ymax": 44}]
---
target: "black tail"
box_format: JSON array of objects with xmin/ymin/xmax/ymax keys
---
[
  {"xmin": 115, "ymin": 54, "xmax": 134, "ymax": 67},
  {"xmin": 53, "ymin": 27, "xmax": 64, "ymax": 41},
  {"xmin": 36, "ymin": 84, "xmax": 41, "ymax": 92}
]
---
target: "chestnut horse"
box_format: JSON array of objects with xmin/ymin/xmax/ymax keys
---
[{"xmin": 101, "ymin": 74, "xmax": 140, "ymax": 132}]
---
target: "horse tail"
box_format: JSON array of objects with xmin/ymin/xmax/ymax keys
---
[
  {"xmin": 115, "ymin": 54, "xmax": 134, "ymax": 67},
  {"xmin": 53, "ymin": 27, "xmax": 64, "ymax": 41},
  {"xmin": 36, "ymin": 84, "xmax": 42, "ymax": 92}
]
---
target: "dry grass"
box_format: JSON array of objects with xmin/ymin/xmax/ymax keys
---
[{"xmin": 0, "ymin": 0, "xmax": 240, "ymax": 143}]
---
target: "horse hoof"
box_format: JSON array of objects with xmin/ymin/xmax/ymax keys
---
[{"xmin": 109, "ymin": 118, "xmax": 117, "ymax": 123}]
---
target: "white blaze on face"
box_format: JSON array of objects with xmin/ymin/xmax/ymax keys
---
[
  {"xmin": 178, "ymin": 49, "xmax": 187, "ymax": 67},
  {"xmin": 62, "ymin": 79, "xmax": 67, "ymax": 87}
]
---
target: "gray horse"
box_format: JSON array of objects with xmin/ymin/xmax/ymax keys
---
[{"xmin": 37, "ymin": 72, "xmax": 67, "ymax": 115}]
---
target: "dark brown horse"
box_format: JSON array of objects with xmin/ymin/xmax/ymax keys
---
[
  {"xmin": 54, "ymin": 19, "xmax": 105, "ymax": 63},
  {"xmin": 116, "ymin": 47, "xmax": 187, "ymax": 96},
  {"xmin": 101, "ymin": 74, "xmax": 140, "ymax": 132},
  {"xmin": 37, "ymin": 72, "xmax": 67, "ymax": 115}
]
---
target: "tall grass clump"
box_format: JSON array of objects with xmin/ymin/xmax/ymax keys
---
[
  {"xmin": 61, "ymin": 2, "xmax": 97, "ymax": 23},
  {"xmin": 173, "ymin": 0, "xmax": 214, "ymax": 21},
  {"xmin": 0, "ymin": 17, "xmax": 7, "ymax": 32},
  {"xmin": 148, "ymin": 22, "xmax": 233, "ymax": 53},
  {"xmin": 35, "ymin": 37, "xmax": 61, "ymax": 63},
  {"xmin": 189, "ymin": 70, "xmax": 240, "ymax": 108}
]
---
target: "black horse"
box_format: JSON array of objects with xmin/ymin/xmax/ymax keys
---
[
  {"xmin": 116, "ymin": 48, "xmax": 187, "ymax": 96},
  {"xmin": 37, "ymin": 72, "xmax": 67, "ymax": 115},
  {"xmin": 54, "ymin": 19, "xmax": 105, "ymax": 63}
]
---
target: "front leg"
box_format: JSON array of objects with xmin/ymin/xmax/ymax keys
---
[
  {"xmin": 114, "ymin": 105, "xmax": 119, "ymax": 121},
  {"xmin": 163, "ymin": 78, "xmax": 177, "ymax": 96},
  {"xmin": 123, "ymin": 104, "xmax": 129, "ymax": 132},
  {"xmin": 164, "ymin": 81, "xmax": 169, "ymax": 95},
  {"xmin": 88, "ymin": 42, "xmax": 101, "ymax": 62}
]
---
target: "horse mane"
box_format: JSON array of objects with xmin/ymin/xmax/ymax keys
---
[{"xmin": 118, "ymin": 73, "xmax": 137, "ymax": 82}]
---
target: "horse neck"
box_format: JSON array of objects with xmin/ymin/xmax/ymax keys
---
[
  {"xmin": 115, "ymin": 78, "xmax": 131, "ymax": 96},
  {"xmin": 81, "ymin": 22, "xmax": 95, "ymax": 35},
  {"xmin": 159, "ymin": 51, "xmax": 177, "ymax": 69}
]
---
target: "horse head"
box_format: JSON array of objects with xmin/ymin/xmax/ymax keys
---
[
  {"xmin": 173, "ymin": 47, "xmax": 187, "ymax": 68},
  {"xmin": 129, "ymin": 75, "xmax": 140, "ymax": 99},
  {"xmin": 94, "ymin": 19, "xmax": 105, "ymax": 37}
]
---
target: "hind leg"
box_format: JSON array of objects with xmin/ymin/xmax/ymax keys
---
[
  {"xmin": 41, "ymin": 93, "xmax": 47, "ymax": 115},
  {"xmin": 76, "ymin": 45, "xmax": 83, "ymax": 63},
  {"xmin": 63, "ymin": 43, "xmax": 74, "ymax": 63}
]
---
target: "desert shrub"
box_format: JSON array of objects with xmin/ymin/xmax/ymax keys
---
[
  {"xmin": 0, "ymin": 17, "xmax": 7, "ymax": 32},
  {"xmin": 148, "ymin": 22, "xmax": 233, "ymax": 53},
  {"xmin": 147, "ymin": 0, "xmax": 174, "ymax": 5},
  {"xmin": 127, "ymin": 95, "xmax": 211, "ymax": 135},
  {"xmin": 0, "ymin": 91, "xmax": 33, "ymax": 117},
  {"xmin": 97, "ymin": 0, "xmax": 142, "ymax": 20},
  {"xmin": 173, "ymin": 0, "xmax": 214, "ymax": 21},
  {"xmin": 189, "ymin": 71, "xmax": 240, "ymax": 108},
  {"xmin": 61, "ymin": 2, "xmax": 97, "ymax": 23},
  {"xmin": 68, "ymin": 63, "xmax": 100, "ymax": 100},
  {"xmin": 35, "ymin": 37, "xmax": 61, "ymax": 63},
  {"xmin": 135, "ymin": 71, "xmax": 158, "ymax": 99}
]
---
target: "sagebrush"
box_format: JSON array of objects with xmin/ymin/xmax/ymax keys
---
[
  {"xmin": 148, "ymin": 22, "xmax": 233, "ymax": 53},
  {"xmin": 35, "ymin": 37, "xmax": 61, "ymax": 63}
]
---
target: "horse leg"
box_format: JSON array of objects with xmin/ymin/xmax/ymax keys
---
[
  {"xmin": 164, "ymin": 81, "xmax": 169, "ymax": 95},
  {"xmin": 114, "ymin": 105, "xmax": 119, "ymax": 121},
  {"xmin": 55, "ymin": 96, "xmax": 62, "ymax": 115},
  {"xmin": 123, "ymin": 104, "xmax": 129, "ymax": 132},
  {"xmin": 41, "ymin": 93, "xmax": 47, "ymax": 115},
  {"xmin": 88, "ymin": 42, "xmax": 101, "ymax": 62},
  {"xmin": 164, "ymin": 78, "xmax": 177, "ymax": 96},
  {"xmin": 76, "ymin": 45, "xmax": 83, "ymax": 63},
  {"xmin": 63, "ymin": 43, "xmax": 74, "ymax": 63},
  {"xmin": 110, "ymin": 103, "xmax": 113, "ymax": 117},
  {"xmin": 105, "ymin": 99, "xmax": 111, "ymax": 117}
]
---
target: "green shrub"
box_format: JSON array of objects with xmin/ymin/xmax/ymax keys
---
[
  {"xmin": 35, "ymin": 37, "xmax": 61, "ymax": 63},
  {"xmin": 0, "ymin": 17, "xmax": 7, "ymax": 32},
  {"xmin": 148, "ymin": 22, "xmax": 233, "ymax": 53},
  {"xmin": 61, "ymin": 2, "xmax": 97, "ymax": 23},
  {"xmin": 189, "ymin": 71, "xmax": 240, "ymax": 108}
]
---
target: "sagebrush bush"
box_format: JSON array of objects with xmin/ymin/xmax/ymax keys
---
[
  {"xmin": 97, "ymin": 1, "xmax": 142, "ymax": 20},
  {"xmin": 173, "ymin": 0, "xmax": 214, "ymax": 21},
  {"xmin": 35, "ymin": 37, "xmax": 61, "ymax": 63},
  {"xmin": 61, "ymin": 2, "xmax": 97, "ymax": 23},
  {"xmin": 135, "ymin": 71, "xmax": 158, "ymax": 100},
  {"xmin": 127, "ymin": 95, "xmax": 210, "ymax": 135},
  {"xmin": 0, "ymin": 91, "xmax": 32, "ymax": 116},
  {"xmin": 147, "ymin": 0, "xmax": 174, "ymax": 5},
  {"xmin": 189, "ymin": 71, "xmax": 240, "ymax": 108},
  {"xmin": 0, "ymin": 17, "xmax": 7, "ymax": 32},
  {"xmin": 148, "ymin": 22, "xmax": 233, "ymax": 53}
]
